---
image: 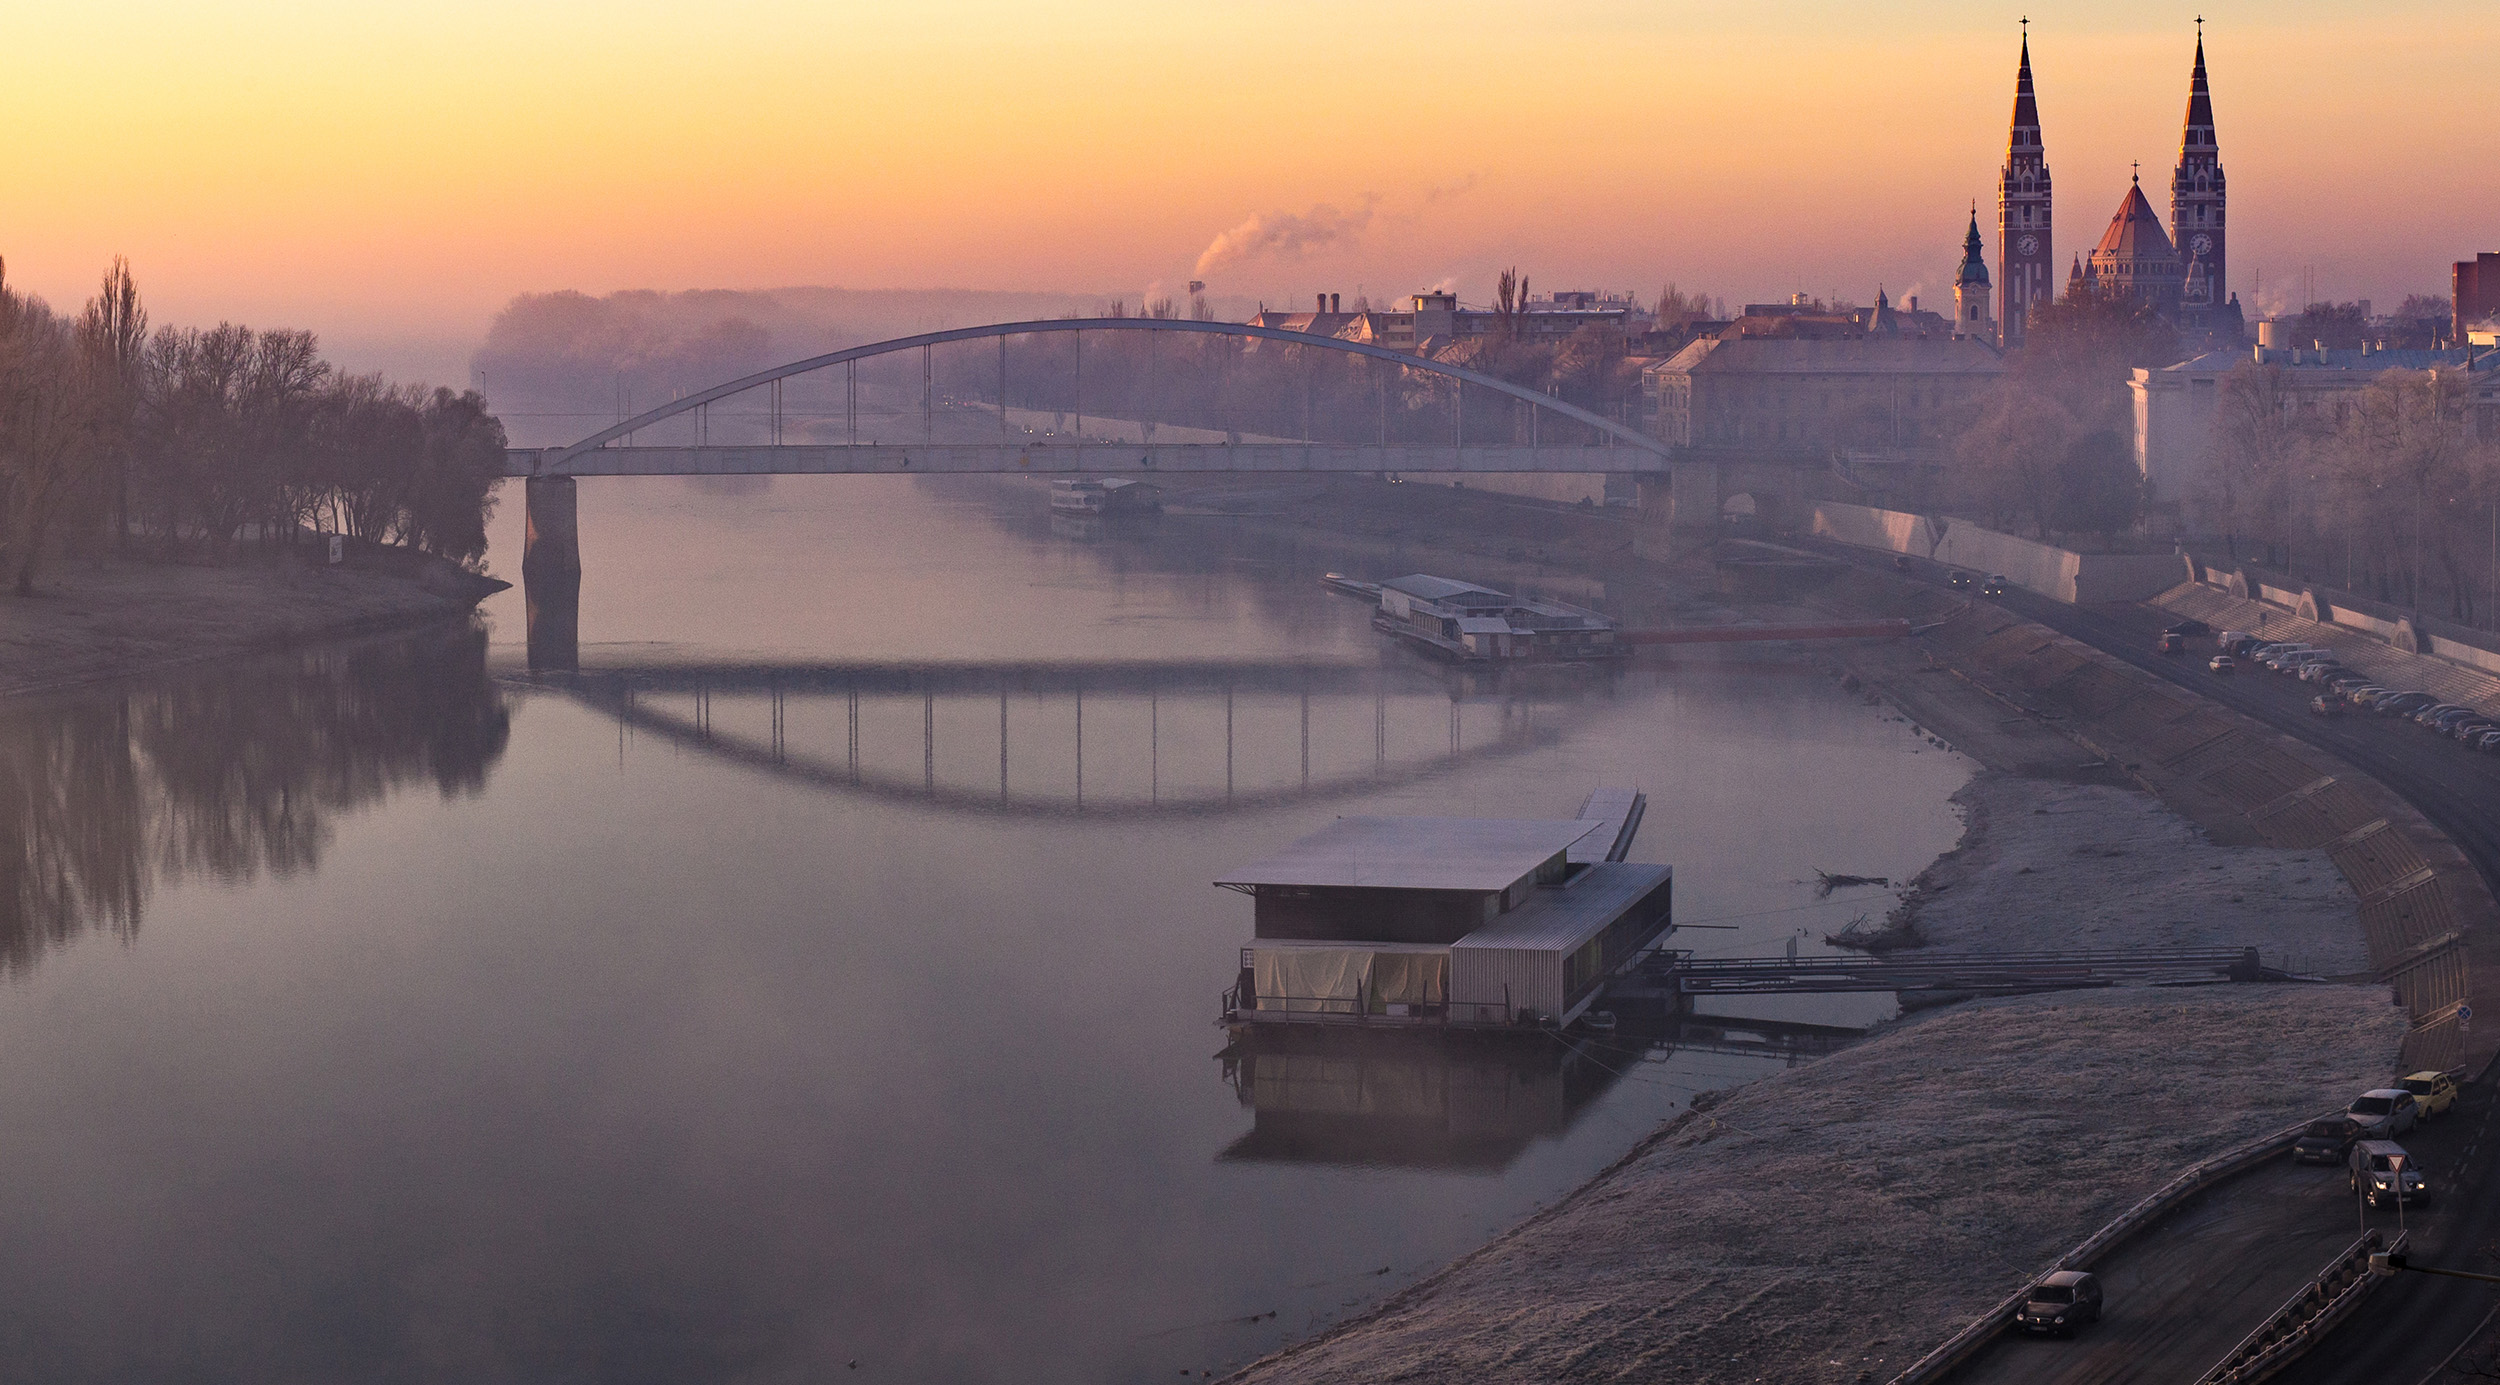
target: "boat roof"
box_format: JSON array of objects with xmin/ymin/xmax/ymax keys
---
[
  {"xmin": 1381, "ymin": 574, "xmax": 1509, "ymax": 604},
  {"xmin": 1451, "ymin": 862, "xmax": 1672, "ymax": 952},
  {"xmin": 1216, "ymin": 816, "xmax": 1599, "ymax": 893}
]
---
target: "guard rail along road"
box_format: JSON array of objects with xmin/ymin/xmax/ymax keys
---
[
  {"xmin": 2193, "ymin": 1229, "xmax": 2405, "ymax": 1385},
  {"xmin": 1888, "ymin": 1113, "xmax": 2323, "ymax": 1385}
]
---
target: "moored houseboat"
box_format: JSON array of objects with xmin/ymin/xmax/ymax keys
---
[
  {"xmin": 1365, "ymin": 574, "xmax": 1624, "ymax": 662},
  {"xmin": 1217, "ymin": 790, "xmax": 1668, "ymax": 1033}
]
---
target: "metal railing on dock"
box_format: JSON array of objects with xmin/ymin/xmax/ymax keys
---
[{"xmin": 1651, "ymin": 946, "xmax": 2278, "ymax": 998}]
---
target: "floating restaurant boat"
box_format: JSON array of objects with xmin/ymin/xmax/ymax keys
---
[
  {"xmin": 1358, "ymin": 573, "xmax": 1625, "ymax": 662},
  {"xmin": 1217, "ymin": 789, "xmax": 1666, "ymax": 1033},
  {"xmin": 1047, "ymin": 477, "xmax": 1162, "ymax": 515}
]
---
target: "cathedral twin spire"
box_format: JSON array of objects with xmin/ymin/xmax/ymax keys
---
[{"xmin": 1990, "ymin": 23, "xmax": 2226, "ymax": 345}]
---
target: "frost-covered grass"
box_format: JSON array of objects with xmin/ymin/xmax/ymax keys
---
[
  {"xmin": 1230, "ymin": 987, "xmax": 2405, "ymax": 1385},
  {"xmin": 1897, "ymin": 773, "xmax": 2369, "ymax": 977}
]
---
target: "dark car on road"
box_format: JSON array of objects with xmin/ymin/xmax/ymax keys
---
[
  {"xmin": 1980, "ymin": 575, "xmax": 2011, "ymax": 598},
  {"xmin": 2016, "ymin": 1271, "xmax": 2104, "ymax": 1337},
  {"xmin": 2350, "ymin": 1140, "xmax": 2429, "ymax": 1207},
  {"xmin": 1947, "ymin": 570, "xmax": 1974, "ymax": 591},
  {"xmin": 2310, "ymin": 695, "xmax": 2345, "ymax": 717},
  {"xmin": 2166, "ymin": 619, "xmax": 2212, "ymax": 637},
  {"xmin": 2294, "ymin": 1117, "xmax": 2358, "ymax": 1164},
  {"xmin": 2157, "ymin": 632, "xmax": 2187, "ymax": 655}
]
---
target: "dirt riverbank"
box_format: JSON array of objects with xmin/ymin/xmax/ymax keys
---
[
  {"xmin": 0, "ymin": 550, "xmax": 501, "ymax": 700},
  {"xmin": 1113, "ymin": 476, "xmax": 2413, "ymax": 1384},
  {"xmin": 1230, "ymin": 987, "xmax": 2403, "ymax": 1385}
]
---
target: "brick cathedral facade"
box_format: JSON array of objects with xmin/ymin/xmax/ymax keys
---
[{"xmin": 1988, "ymin": 27, "xmax": 2245, "ymax": 349}]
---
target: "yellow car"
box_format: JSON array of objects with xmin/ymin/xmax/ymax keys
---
[{"xmin": 2402, "ymin": 1071, "xmax": 2459, "ymax": 1119}]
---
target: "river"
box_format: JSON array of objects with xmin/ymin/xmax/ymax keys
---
[{"xmin": 0, "ymin": 476, "xmax": 1968, "ymax": 1382}]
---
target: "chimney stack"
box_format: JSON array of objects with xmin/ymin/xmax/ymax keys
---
[
  {"xmin": 1316, "ymin": 293, "xmax": 1326, "ymax": 314},
  {"xmin": 1332, "ymin": 293, "xmax": 1341, "ymax": 314}
]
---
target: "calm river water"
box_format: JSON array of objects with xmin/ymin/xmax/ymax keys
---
[{"xmin": 0, "ymin": 477, "xmax": 1968, "ymax": 1382}]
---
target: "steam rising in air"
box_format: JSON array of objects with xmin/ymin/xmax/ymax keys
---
[{"xmin": 1192, "ymin": 196, "xmax": 1378, "ymax": 280}]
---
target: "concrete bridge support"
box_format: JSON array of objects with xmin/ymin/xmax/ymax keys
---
[
  {"xmin": 1633, "ymin": 465, "xmax": 1729, "ymax": 561},
  {"xmin": 523, "ymin": 477, "xmax": 582, "ymax": 672}
]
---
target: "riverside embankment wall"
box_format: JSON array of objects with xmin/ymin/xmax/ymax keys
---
[{"xmin": 1812, "ymin": 503, "xmax": 2184, "ymax": 604}]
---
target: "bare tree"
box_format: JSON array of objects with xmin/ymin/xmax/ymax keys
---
[{"xmin": 0, "ymin": 263, "xmax": 110, "ymax": 595}]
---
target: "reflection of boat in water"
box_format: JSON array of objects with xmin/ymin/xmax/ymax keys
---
[{"xmin": 1216, "ymin": 1015, "xmax": 1853, "ymax": 1171}]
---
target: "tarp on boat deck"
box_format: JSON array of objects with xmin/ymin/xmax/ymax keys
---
[
  {"xmin": 1254, "ymin": 948, "xmax": 1370, "ymax": 1014},
  {"xmin": 1369, "ymin": 951, "xmax": 1449, "ymax": 1007}
]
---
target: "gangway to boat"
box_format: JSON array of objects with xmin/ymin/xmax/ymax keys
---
[{"xmin": 1644, "ymin": 946, "xmax": 2285, "ymax": 999}]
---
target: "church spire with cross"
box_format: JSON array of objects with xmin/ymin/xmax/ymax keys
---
[
  {"xmin": 2170, "ymin": 17, "xmax": 2227, "ymax": 320},
  {"xmin": 1996, "ymin": 18, "xmax": 2053, "ymax": 348}
]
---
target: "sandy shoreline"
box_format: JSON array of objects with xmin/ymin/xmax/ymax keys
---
[{"xmin": 0, "ymin": 550, "xmax": 497, "ymax": 702}]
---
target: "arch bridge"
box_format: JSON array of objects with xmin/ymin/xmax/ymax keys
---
[{"xmin": 505, "ymin": 317, "xmax": 1822, "ymax": 667}]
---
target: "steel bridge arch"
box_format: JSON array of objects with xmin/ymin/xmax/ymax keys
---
[{"xmin": 539, "ymin": 316, "xmax": 1669, "ymax": 474}]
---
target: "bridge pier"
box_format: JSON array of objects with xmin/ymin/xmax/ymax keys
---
[
  {"xmin": 1633, "ymin": 466, "xmax": 1726, "ymax": 561},
  {"xmin": 523, "ymin": 477, "xmax": 582, "ymax": 672}
]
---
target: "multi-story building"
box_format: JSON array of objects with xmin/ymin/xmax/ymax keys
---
[
  {"xmin": 1641, "ymin": 295, "xmax": 2004, "ymax": 457},
  {"xmin": 2456, "ymin": 253, "xmax": 2500, "ymax": 345},
  {"xmin": 2130, "ymin": 332, "xmax": 2500, "ymax": 519}
]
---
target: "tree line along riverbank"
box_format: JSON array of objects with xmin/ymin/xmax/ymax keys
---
[{"xmin": 0, "ymin": 258, "xmax": 503, "ymax": 598}]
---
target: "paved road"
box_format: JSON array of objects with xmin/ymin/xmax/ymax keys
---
[
  {"xmin": 1819, "ymin": 549, "xmax": 2500, "ymax": 1384},
  {"xmin": 1954, "ymin": 1156, "xmax": 2374, "ymax": 1385},
  {"xmin": 1966, "ymin": 579, "xmax": 2500, "ymax": 1384}
]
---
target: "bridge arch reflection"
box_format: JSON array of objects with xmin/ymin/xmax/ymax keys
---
[{"xmin": 524, "ymin": 658, "xmax": 1624, "ymax": 819}]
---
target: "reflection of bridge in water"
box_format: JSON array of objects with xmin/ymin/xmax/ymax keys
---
[{"xmin": 521, "ymin": 657, "xmax": 1630, "ymax": 819}]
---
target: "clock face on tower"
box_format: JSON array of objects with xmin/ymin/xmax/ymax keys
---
[
  {"xmin": 2191, "ymin": 234, "xmax": 2215, "ymax": 255},
  {"xmin": 2017, "ymin": 235, "xmax": 2040, "ymax": 256}
]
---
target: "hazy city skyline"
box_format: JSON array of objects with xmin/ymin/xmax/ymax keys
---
[{"xmin": 2, "ymin": 0, "xmax": 2489, "ymax": 381}]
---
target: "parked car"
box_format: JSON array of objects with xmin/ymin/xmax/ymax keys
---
[
  {"xmin": 2299, "ymin": 661, "xmax": 2349, "ymax": 684},
  {"xmin": 2412, "ymin": 704, "xmax": 2469, "ymax": 727},
  {"xmin": 1947, "ymin": 570, "xmax": 1974, "ymax": 591},
  {"xmin": 2166, "ymin": 619, "xmax": 2212, "ymax": 637},
  {"xmin": 2327, "ymin": 677, "xmax": 2376, "ymax": 696},
  {"xmin": 1980, "ymin": 575, "xmax": 2011, "ymax": 598},
  {"xmin": 2293, "ymin": 1116, "xmax": 2359, "ymax": 1164},
  {"xmin": 2349, "ymin": 1139, "xmax": 2429, "ymax": 1207},
  {"xmin": 2453, "ymin": 720, "xmax": 2500, "ymax": 743},
  {"xmin": 2401, "ymin": 1071, "xmax": 2459, "ymax": 1119},
  {"xmin": 2374, "ymin": 691, "xmax": 2435, "ymax": 716},
  {"xmin": 2209, "ymin": 655, "xmax": 2237, "ymax": 675},
  {"xmin": 2217, "ymin": 628, "xmax": 2252, "ymax": 651},
  {"xmin": 2265, "ymin": 647, "xmax": 2329, "ymax": 673},
  {"xmin": 2156, "ymin": 632, "xmax": 2187, "ymax": 655},
  {"xmin": 2478, "ymin": 729, "xmax": 2500, "ymax": 754},
  {"xmin": 2310, "ymin": 695, "xmax": 2345, "ymax": 717},
  {"xmin": 2347, "ymin": 1089, "xmax": 2421, "ymax": 1139},
  {"xmin": 2014, "ymin": 1270, "xmax": 2104, "ymax": 1337}
]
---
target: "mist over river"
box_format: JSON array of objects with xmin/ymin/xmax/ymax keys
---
[{"xmin": 0, "ymin": 476, "xmax": 1968, "ymax": 1381}]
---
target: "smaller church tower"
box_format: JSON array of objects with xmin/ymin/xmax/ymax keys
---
[{"xmin": 1954, "ymin": 208, "xmax": 1992, "ymax": 338}]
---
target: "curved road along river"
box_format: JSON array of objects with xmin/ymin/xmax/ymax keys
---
[{"xmin": 1838, "ymin": 552, "xmax": 2500, "ymax": 1385}]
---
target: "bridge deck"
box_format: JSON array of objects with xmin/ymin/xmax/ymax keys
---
[{"xmin": 505, "ymin": 441, "xmax": 1675, "ymax": 478}]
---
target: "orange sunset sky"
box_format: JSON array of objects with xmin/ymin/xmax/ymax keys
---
[{"xmin": 1, "ymin": 0, "xmax": 2491, "ymax": 381}]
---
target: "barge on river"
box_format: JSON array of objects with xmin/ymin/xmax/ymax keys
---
[
  {"xmin": 1218, "ymin": 790, "xmax": 1667, "ymax": 1033},
  {"xmin": 1353, "ymin": 574, "xmax": 1625, "ymax": 662}
]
